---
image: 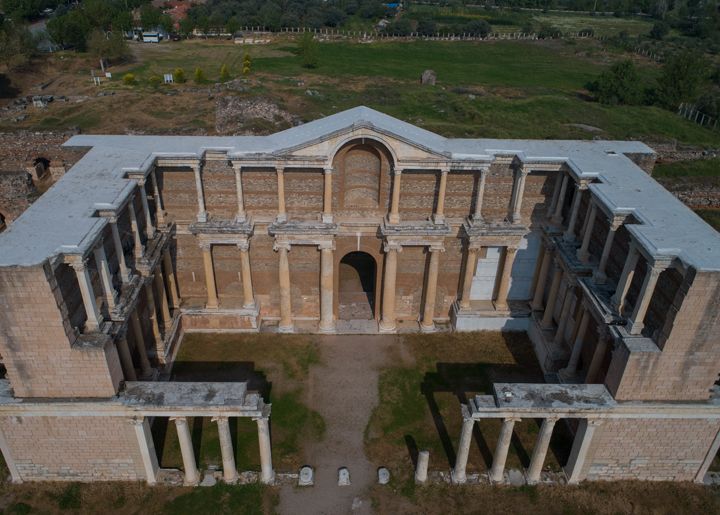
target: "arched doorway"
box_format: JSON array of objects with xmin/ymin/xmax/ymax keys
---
[{"xmin": 338, "ymin": 252, "xmax": 376, "ymax": 320}]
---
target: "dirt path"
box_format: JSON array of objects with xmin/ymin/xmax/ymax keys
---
[{"xmin": 278, "ymin": 335, "xmax": 396, "ymax": 515}]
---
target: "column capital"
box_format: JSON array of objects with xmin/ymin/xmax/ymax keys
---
[
  {"xmin": 169, "ymin": 416, "xmax": 188, "ymax": 424},
  {"xmin": 199, "ymin": 241, "xmax": 212, "ymax": 251},
  {"xmin": 273, "ymin": 241, "xmax": 291, "ymax": 252},
  {"xmin": 70, "ymin": 258, "xmax": 90, "ymax": 272},
  {"xmin": 190, "ymin": 162, "xmax": 202, "ymax": 173},
  {"xmin": 231, "ymin": 161, "xmax": 243, "ymax": 171},
  {"xmin": 108, "ymin": 215, "xmax": 119, "ymax": 224},
  {"xmin": 237, "ymin": 240, "xmax": 250, "ymax": 252},
  {"xmin": 428, "ymin": 244, "xmax": 445, "ymax": 253},
  {"xmin": 383, "ymin": 241, "xmax": 403, "ymax": 253},
  {"xmin": 128, "ymin": 416, "xmax": 145, "ymax": 426},
  {"xmin": 211, "ymin": 415, "xmax": 229, "ymax": 423},
  {"xmin": 323, "ymin": 166, "xmax": 334, "ymax": 175},
  {"xmin": 608, "ymin": 216, "xmax": 625, "ymax": 230},
  {"xmin": 252, "ymin": 414, "xmax": 270, "ymax": 423},
  {"xmin": 503, "ymin": 416, "xmax": 522, "ymax": 423},
  {"xmin": 318, "ymin": 241, "xmax": 335, "ymax": 251},
  {"xmin": 275, "ymin": 165, "xmax": 285, "ymax": 174},
  {"xmin": 576, "ymin": 180, "xmax": 590, "ymax": 191},
  {"xmin": 392, "ymin": 167, "xmax": 403, "ymax": 176},
  {"xmin": 587, "ymin": 418, "xmax": 604, "ymax": 427}
]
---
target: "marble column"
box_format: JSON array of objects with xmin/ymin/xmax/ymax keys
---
[
  {"xmin": 563, "ymin": 182, "xmax": 585, "ymax": 241},
  {"xmin": 547, "ymin": 172, "xmax": 565, "ymax": 218},
  {"xmin": 565, "ymin": 419, "xmax": 602, "ymax": 484},
  {"xmin": 201, "ymin": 243, "xmax": 219, "ymax": 309},
  {"xmin": 530, "ymin": 244, "xmax": 552, "ymax": 311},
  {"xmin": 238, "ymin": 242, "xmax": 256, "ymax": 309},
  {"xmin": 72, "ymin": 259, "xmax": 102, "ymax": 332},
  {"xmin": 493, "ymin": 246, "xmax": 517, "ymax": 311},
  {"xmin": 490, "ymin": 417, "xmax": 519, "ymax": 482},
  {"xmin": 128, "ymin": 202, "xmax": 145, "ymax": 260},
  {"xmin": 232, "ymin": 164, "xmax": 247, "ymax": 223},
  {"xmin": 585, "ymin": 326, "xmax": 609, "ymax": 383},
  {"xmin": 451, "ymin": 406, "xmax": 475, "ymax": 484},
  {"xmin": 319, "ymin": 242, "xmax": 335, "ymax": 333},
  {"xmin": 593, "ymin": 218, "xmax": 622, "ymax": 284},
  {"xmin": 577, "ymin": 202, "xmax": 597, "ymax": 263},
  {"xmin": 322, "ymin": 167, "xmax": 333, "ymax": 223},
  {"xmin": 162, "ymin": 249, "xmax": 180, "ymax": 310},
  {"xmin": 144, "ymin": 280, "xmax": 162, "ymax": 345},
  {"xmin": 117, "ymin": 335, "xmax": 137, "ymax": 381},
  {"xmin": 110, "ymin": 217, "xmax": 131, "ymax": 283},
  {"xmin": 472, "ymin": 168, "xmax": 488, "ymax": 221},
  {"xmin": 130, "ymin": 310, "xmax": 152, "ymax": 377},
  {"xmin": 379, "ymin": 242, "xmax": 400, "ymax": 332},
  {"xmin": 526, "ymin": 417, "xmax": 557, "ymax": 484},
  {"xmin": 553, "ymin": 284, "xmax": 574, "ymax": 345},
  {"xmin": 131, "ymin": 417, "xmax": 159, "ymax": 485},
  {"xmin": 628, "ymin": 262, "xmax": 664, "ymax": 335},
  {"xmin": 562, "ymin": 307, "xmax": 590, "ymax": 377},
  {"xmin": 275, "ymin": 242, "xmax": 293, "ymax": 332},
  {"xmin": 193, "ymin": 163, "xmax": 208, "ymax": 222},
  {"xmin": 93, "ymin": 242, "xmax": 117, "ymax": 311},
  {"xmin": 610, "ymin": 243, "xmax": 640, "ymax": 314},
  {"xmin": 388, "ymin": 168, "xmax": 402, "ymax": 224},
  {"xmin": 173, "ymin": 417, "xmax": 200, "ymax": 485},
  {"xmin": 256, "ymin": 416, "xmax": 275, "ymax": 484},
  {"xmin": 433, "ymin": 168, "xmax": 449, "ymax": 224},
  {"xmin": 541, "ymin": 264, "xmax": 563, "ymax": 329},
  {"xmin": 137, "ymin": 179, "xmax": 155, "ymax": 240},
  {"xmin": 150, "ymin": 169, "xmax": 165, "ymax": 226},
  {"xmin": 510, "ymin": 167, "xmax": 529, "ymax": 224},
  {"xmin": 276, "ymin": 166, "xmax": 287, "ymax": 223},
  {"xmin": 459, "ymin": 247, "xmax": 479, "ymax": 310},
  {"xmin": 420, "ymin": 246, "xmax": 443, "ymax": 332},
  {"xmin": 154, "ymin": 271, "xmax": 172, "ymax": 330},
  {"xmin": 551, "ymin": 174, "xmax": 569, "ymax": 224},
  {"xmin": 214, "ymin": 416, "xmax": 238, "ymax": 483}
]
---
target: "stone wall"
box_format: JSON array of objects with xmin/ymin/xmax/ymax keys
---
[{"xmin": 0, "ymin": 171, "xmax": 36, "ymax": 224}]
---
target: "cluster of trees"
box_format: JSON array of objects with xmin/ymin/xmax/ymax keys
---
[
  {"xmin": 0, "ymin": 15, "xmax": 38, "ymax": 69},
  {"xmin": 384, "ymin": 17, "xmax": 492, "ymax": 36}
]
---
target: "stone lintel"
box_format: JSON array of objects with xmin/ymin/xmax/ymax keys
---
[
  {"xmin": 577, "ymin": 277, "xmax": 621, "ymax": 325},
  {"xmin": 462, "ymin": 219, "xmax": 526, "ymax": 242},
  {"xmin": 189, "ymin": 218, "xmax": 254, "ymax": 237},
  {"xmin": 380, "ymin": 219, "xmax": 451, "ymax": 238},
  {"xmin": 492, "ymin": 383, "xmax": 616, "ymax": 410},
  {"xmin": 135, "ymin": 226, "xmax": 173, "ymax": 277},
  {"xmin": 552, "ymin": 236, "xmax": 594, "ymax": 275},
  {"xmin": 268, "ymin": 221, "xmax": 338, "ymax": 237},
  {"xmin": 73, "ymin": 331, "xmax": 113, "ymax": 350}
]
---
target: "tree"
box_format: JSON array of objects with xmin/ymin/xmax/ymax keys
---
[
  {"xmin": 385, "ymin": 18, "xmax": 412, "ymax": 36},
  {"xmin": 0, "ymin": 19, "xmax": 37, "ymax": 69},
  {"xmin": 649, "ymin": 21, "xmax": 669, "ymax": 40},
  {"xmin": 417, "ymin": 20, "xmax": 437, "ymax": 36},
  {"xmin": 178, "ymin": 17, "xmax": 194, "ymax": 37},
  {"xmin": 298, "ymin": 32, "xmax": 318, "ymax": 69},
  {"xmin": 173, "ymin": 67, "xmax": 186, "ymax": 83},
  {"xmin": 590, "ymin": 60, "xmax": 643, "ymax": 105},
  {"xmin": 159, "ymin": 14, "xmax": 174, "ymax": 34},
  {"xmin": 112, "ymin": 11, "xmax": 133, "ymax": 33},
  {"xmin": 194, "ymin": 67, "xmax": 205, "ymax": 83},
  {"xmin": 47, "ymin": 10, "xmax": 91, "ymax": 50},
  {"xmin": 464, "ymin": 19, "xmax": 491, "ymax": 37},
  {"xmin": 219, "ymin": 64, "xmax": 230, "ymax": 81},
  {"xmin": 655, "ymin": 51, "xmax": 708, "ymax": 109},
  {"xmin": 87, "ymin": 29, "xmax": 130, "ymax": 63},
  {"xmin": 242, "ymin": 52, "xmax": 251, "ymax": 74},
  {"xmin": 139, "ymin": 4, "xmax": 161, "ymax": 30}
]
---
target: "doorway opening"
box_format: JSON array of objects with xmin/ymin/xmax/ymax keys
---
[{"xmin": 338, "ymin": 251, "xmax": 376, "ymax": 320}]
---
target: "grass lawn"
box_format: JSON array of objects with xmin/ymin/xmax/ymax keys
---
[{"xmin": 654, "ymin": 157, "xmax": 720, "ymax": 178}]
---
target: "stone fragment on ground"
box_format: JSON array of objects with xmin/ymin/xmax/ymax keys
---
[
  {"xmin": 298, "ymin": 466, "xmax": 314, "ymax": 486},
  {"xmin": 507, "ymin": 469, "xmax": 525, "ymax": 486},
  {"xmin": 199, "ymin": 472, "xmax": 217, "ymax": 487},
  {"xmin": 377, "ymin": 467, "xmax": 390, "ymax": 484},
  {"xmin": 338, "ymin": 467, "xmax": 351, "ymax": 486}
]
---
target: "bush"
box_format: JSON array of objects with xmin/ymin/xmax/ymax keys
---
[
  {"xmin": 537, "ymin": 24, "xmax": 561, "ymax": 39},
  {"xmin": 174, "ymin": 67, "xmax": 186, "ymax": 83},
  {"xmin": 298, "ymin": 32, "xmax": 318, "ymax": 69},
  {"xmin": 219, "ymin": 64, "xmax": 230, "ymax": 82},
  {"xmin": 589, "ymin": 60, "xmax": 643, "ymax": 105},
  {"xmin": 242, "ymin": 53, "xmax": 251, "ymax": 75},
  {"xmin": 649, "ymin": 21, "xmax": 670, "ymax": 40},
  {"xmin": 148, "ymin": 75, "xmax": 161, "ymax": 87},
  {"xmin": 464, "ymin": 19, "xmax": 491, "ymax": 37},
  {"xmin": 122, "ymin": 73, "xmax": 136, "ymax": 85},
  {"xmin": 194, "ymin": 67, "xmax": 205, "ymax": 83},
  {"xmin": 655, "ymin": 51, "xmax": 708, "ymax": 109}
]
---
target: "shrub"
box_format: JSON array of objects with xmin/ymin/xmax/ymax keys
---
[
  {"xmin": 589, "ymin": 60, "xmax": 643, "ymax": 105},
  {"xmin": 174, "ymin": 67, "xmax": 186, "ymax": 83},
  {"xmin": 243, "ymin": 53, "xmax": 251, "ymax": 75},
  {"xmin": 464, "ymin": 19, "xmax": 491, "ymax": 37},
  {"xmin": 649, "ymin": 21, "xmax": 670, "ymax": 40},
  {"xmin": 298, "ymin": 32, "xmax": 318, "ymax": 69},
  {"xmin": 122, "ymin": 73, "xmax": 136, "ymax": 85},
  {"xmin": 148, "ymin": 75, "xmax": 161, "ymax": 87},
  {"xmin": 194, "ymin": 67, "xmax": 205, "ymax": 83},
  {"xmin": 219, "ymin": 64, "xmax": 230, "ymax": 82},
  {"xmin": 655, "ymin": 51, "xmax": 708, "ymax": 109}
]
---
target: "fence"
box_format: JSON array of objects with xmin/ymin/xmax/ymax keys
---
[{"xmin": 678, "ymin": 103, "xmax": 719, "ymax": 131}]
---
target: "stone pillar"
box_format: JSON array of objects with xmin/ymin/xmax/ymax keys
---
[
  {"xmin": 593, "ymin": 218, "xmax": 622, "ymax": 284},
  {"xmin": 510, "ymin": 166, "xmax": 529, "ymax": 224},
  {"xmin": 131, "ymin": 417, "xmax": 159, "ymax": 485},
  {"xmin": 130, "ymin": 310, "xmax": 153, "ymax": 377},
  {"xmin": 379, "ymin": 242, "xmax": 401, "ymax": 332},
  {"xmin": 117, "ymin": 335, "xmax": 137, "ymax": 381},
  {"xmin": 565, "ymin": 419, "xmax": 602, "ymax": 484},
  {"xmin": 322, "ymin": 167, "xmax": 333, "ymax": 223},
  {"xmin": 547, "ymin": 172, "xmax": 565, "ymax": 218},
  {"xmin": 193, "ymin": 163, "xmax": 208, "ymax": 223},
  {"xmin": 144, "ymin": 280, "xmax": 162, "ymax": 344},
  {"xmin": 490, "ymin": 417, "xmax": 519, "ymax": 482},
  {"xmin": 150, "ymin": 169, "xmax": 165, "ymax": 226},
  {"xmin": 526, "ymin": 417, "xmax": 557, "ymax": 484},
  {"xmin": 162, "ymin": 250, "xmax": 180, "ymax": 310},
  {"xmin": 563, "ymin": 182, "xmax": 585, "ymax": 242},
  {"xmin": 420, "ymin": 245, "xmax": 443, "ymax": 332},
  {"xmin": 201, "ymin": 243, "xmax": 219, "ymax": 309},
  {"xmin": 238, "ymin": 242, "xmax": 256, "ymax": 309},
  {"xmin": 256, "ymin": 415, "xmax": 275, "ymax": 484},
  {"xmin": 415, "ymin": 450, "xmax": 430, "ymax": 483},
  {"xmin": 451, "ymin": 407, "xmax": 475, "ymax": 484},
  {"xmin": 585, "ymin": 326, "xmax": 609, "ymax": 383},
  {"xmin": 173, "ymin": 417, "xmax": 200, "ymax": 485},
  {"xmin": 72, "ymin": 259, "xmax": 102, "ymax": 332},
  {"xmin": 137, "ymin": 179, "xmax": 155, "ymax": 240},
  {"xmin": 232, "ymin": 164, "xmax": 247, "ymax": 223},
  {"xmin": 472, "ymin": 168, "xmax": 487, "ymax": 220},
  {"xmin": 577, "ymin": 202, "xmax": 597, "ymax": 263},
  {"xmin": 628, "ymin": 262, "xmax": 664, "ymax": 335},
  {"xmin": 610, "ymin": 243, "xmax": 640, "ymax": 314},
  {"xmin": 541, "ymin": 264, "xmax": 563, "ymax": 329},
  {"xmin": 93, "ymin": 242, "xmax": 117, "ymax": 311},
  {"xmin": 275, "ymin": 241, "xmax": 293, "ymax": 332},
  {"xmin": 110, "ymin": 218, "xmax": 131, "ymax": 283},
  {"xmin": 459, "ymin": 247, "xmax": 479, "ymax": 310},
  {"xmin": 530, "ymin": 244, "xmax": 552, "ymax": 311},
  {"xmin": 493, "ymin": 246, "xmax": 517, "ymax": 311},
  {"xmin": 695, "ymin": 428, "xmax": 720, "ymax": 483},
  {"xmin": 319, "ymin": 242, "xmax": 335, "ymax": 333},
  {"xmin": 276, "ymin": 166, "xmax": 287, "ymax": 223},
  {"xmin": 553, "ymin": 284, "xmax": 574, "ymax": 345},
  {"xmin": 388, "ymin": 168, "xmax": 402, "ymax": 224},
  {"xmin": 154, "ymin": 271, "xmax": 172, "ymax": 330},
  {"xmin": 128, "ymin": 201, "xmax": 145, "ymax": 259},
  {"xmin": 561, "ymin": 307, "xmax": 590, "ymax": 377},
  {"xmin": 214, "ymin": 416, "xmax": 238, "ymax": 483},
  {"xmin": 0, "ymin": 427, "xmax": 22, "ymax": 483},
  {"xmin": 551, "ymin": 174, "xmax": 569, "ymax": 224},
  {"xmin": 433, "ymin": 167, "xmax": 449, "ymax": 224}
]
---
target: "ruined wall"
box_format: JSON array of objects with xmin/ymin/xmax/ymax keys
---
[
  {"xmin": 0, "ymin": 171, "xmax": 37, "ymax": 224},
  {"xmin": 0, "ymin": 416, "xmax": 146, "ymax": 481}
]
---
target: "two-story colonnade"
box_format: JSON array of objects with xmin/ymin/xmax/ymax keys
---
[{"xmin": 0, "ymin": 107, "xmax": 719, "ymax": 484}]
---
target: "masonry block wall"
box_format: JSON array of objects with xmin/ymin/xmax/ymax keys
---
[{"xmin": 0, "ymin": 416, "xmax": 146, "ymax": 482}]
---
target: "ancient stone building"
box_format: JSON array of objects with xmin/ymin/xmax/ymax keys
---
[{"xmin": 0, "ymin": 107, "xmax": 718, "ymax": 484}]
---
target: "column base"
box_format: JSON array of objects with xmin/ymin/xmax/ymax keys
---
[
  {"xmin": 243, "ymin": 301, "xmax": 257, "ymax": 310},
  {"xmin": 628, "ymin": 321, "xmax": 644, "ymax": 335},
  {"xmin": 235, "ymin": 214, "xmax": 247, "ymax": 224},
  {"xmin": 183, "ymin": 477, "xmax": 200, "ymax": 487},
  {"xmin": 196, "ymin": 212, "xmax": 208, "ymax": 223},
  {"xmin": 577, "ymin": 250, "xmax": 590, "ymax": 263},
  {"xmin": 420, "ymin": 322, "xmax": 436, "ymax": 333},
  {"xmin": 223, "ymin": 472, "xmax": 239, "ymax": 484},
  {"xmin": 260, "ymin": 471, "xmax": 276, "ymax": 485},
  {"xmin": 278, "ymin": 323, "xmax": 294, "ymax": 333},
  {"xmin": 318, "ymin": 321, "xmax": 336, "ymax": 333},
  {"xmin": 431, "ymin": 214, "xmax": 445, "ymax": 224},
  {"xmin": 321, "ymin": 214, "xmax": 334, "ymax": 224},
  {"xmin": 492, "ymin": 301, "xmax": 509, "ymax": 312},
  {"xmin": 378, "ymin": 319, "xmax": 396, "ymax": 333},
  {"xmin": 530, "ymin": 301, "xmax": 543, "ymax": 311},
  {"xmin": 276, "ymin": 214, "xmax": 287, "ymax": 223},
  {"xmin": 450, "ymin": 469, "xmax": 467, "ymax": 484},
  {"xmin": 386, "ymin": 214, "xmax": 400, "ymax": 225},
  {"xmin": 592, "ymin": 271, "xmax": 607, "ymax": 284},
  {"xmin": 558, "ymin": 367, "xmax": 579, "ymax": 383},
  {"xmin": 205, "ymin": 302, "xmax": 219, "ymax": 310}
]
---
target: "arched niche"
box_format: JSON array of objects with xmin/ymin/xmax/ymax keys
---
[{"xmin": 332, "ymin": 139, "xmax": 394, "ymax": 212}]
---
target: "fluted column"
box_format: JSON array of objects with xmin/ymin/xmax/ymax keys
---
[
  {"xmin": 379, "ymin": 242, "xmax": 401, "ymax": 332},
  {"xmin": 561, "ymin": 306, "xmax": 590, "ymax": 377},
  {"xmin": 213, "ymin": 416, "xmax": 238, "ymax": 483},
  {"xmin": 490, "ymin": 417, "xmax": 520, "ymax": 482},
  {"xmin": 593, "ymin": 218, "xmax": 622, "ymax": 284},
  {"xmin": 162, "ymin": 249, "xmax": 180, "ymax": 310},
  {"xmin": 451, "ymin": 406, "xmax": 475, "ymax": 484},
  {"xmin": 93, "ymin": 242, "xmax": 117, "ymax": 311},
  {"xmin": 193, "ymin": 163, "xmax": 208, "ymax": 222},
  {"xmin": 154, "ymin": 271, "xmax": 172, "ymax": 330},
  {"xmin": 128, "ymin": 201, "xmax": 145, "ymax": 260},
  {"xmin": 530, "ymin": 244, "xmax": 553, "ymax": 311},
  {"xmin": 276, "ymin": 166, "xmax": 287, "ymax": 223},
  {"xmin": 388, "ymin": 168, "xmax": 402, "ymax": 224},
  {"xmin": 472, "ymin": 168, "xmax": 488, "ymax": 220},
  {"xmin": 137, "ymin": 179, "xmax": 155, "ymax": 240},
  {"xmin": 577, "ymin": 201, "xmax": 597, "ymax": 263},
  {"xmin": 433, "ymin": 167, "xmax": 449, "ymax": 224},
  {"xmin": 319, "ymin": 242, "xmax": 335, "ymax": 333},
  {"xmin": 420, "ymin": 245, "xmax": 443, "ymax": 331},
  {"xmin": 172, "ymin": 417, "xmax": 200, "ymax": 485},
  {"xmin": 551, "ymin": 174, "xmax": 569, "ymax": 224},
  {"xmin": 541, "ymin": 264, "xmax": 563, "ymax": 329},
  {"xmin": 585, "ymin": 326, "xmax": 609, "ymax": 383},
  {"xmin": 322, "ymin": 167, "xmax": 333, "ymax": 223},
  {"xmin": 130, "ymin": 310, "xmax": 152, "ymax": 377},
  {"xmin": 71, "ymin": 259, "xmax": 102, "ymax": 332},
  {"xmin": 255, "ymin": 415, "xmax": 275, "ymax": 484},
  {"xmin": 553, "ymin": 284, "xmax": 574, "ymax": 345},
  {"xmin": 493, "ymin": 246, "xmax": 517, "ymax": 311},
  {"xmin": 628, "ymin": 261, "xmax": 664, "ymax": 335},
  {"xmin": 238, "ymin": 241, "xmax": 256, "ymax": 309},
  {"xmin": 610, "ymin": 243, "xmax": 640, "ymax": 314},
  {"xmin": 117, "ymin": 334, "xmax": 137, "ymax": 381},
  {"xmin": 232, "ymin": 164, "xmax": 247, "ymax": 223},
  {"xmin": 275, "ymin": 241, "xmax": 293, "ymax": 332},
  {"xmin": 150, "ymin": 169, "xmax": 165, "ymax": 226},
  {"xmin": 201, "ymin": 243, "xmax": 219, "ymax": 309},
  {"xmin": 547, "ymin": 172, "xmax": 565, "ymax": 217},
  {"xmin": 144, "ymin": 280, "xmax": 162, "ymax": 348},
  {"xmin": 563, "ymin": 182, "xmax": 586, "ymax": 242},
  {"xmin": 109, "ymin": 217, "xmax": 131, "ymax": 283},
  {"xmin": 459, "ymin": 246, "xmax": 479, "ymax": 310},
  {"xmin": 526, "ymin": 417, "xmax": 557, "ymax": 484},
  {"xmin": 510, "ymin": 166, "xmax": 529, "ymax": 224}
]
